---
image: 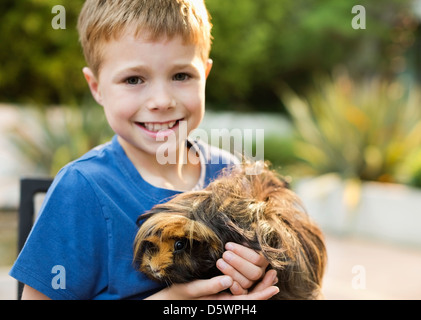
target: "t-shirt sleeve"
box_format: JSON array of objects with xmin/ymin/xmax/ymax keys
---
[{"xmin": 9, "ymin": 166, "xmax": 109, "ymax": 300}]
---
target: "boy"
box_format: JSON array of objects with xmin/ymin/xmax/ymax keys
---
[{"xmin": 10, "ymin": 0, "xmax": 279, "ymax": 299}]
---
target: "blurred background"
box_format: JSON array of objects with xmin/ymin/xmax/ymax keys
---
[{"xmin": 1, "ymin": 0, "xmax": 421, "ymax": 299}]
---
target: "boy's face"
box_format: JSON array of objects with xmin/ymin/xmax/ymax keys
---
[{"xmin": 83, "ymin": 29, "xmax": 212, "ymax": 161}]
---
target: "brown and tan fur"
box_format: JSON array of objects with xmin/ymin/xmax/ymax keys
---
[{"xmin": 133, "ymin": 161, "xmax": 327, "ymax": 300}]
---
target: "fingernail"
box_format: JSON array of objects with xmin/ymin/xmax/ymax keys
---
[
  {"xmin": 225, "ymin": 242, "xmax": 234, "ymax": 251},
  {"xmin": 216, "ymin": 259, "xmax": 228, "ymax": 271},
  {"xmin": 271, "ymin": 286, "xmax": 280, "ymax": 296},
  {"xmin": 223, "ymin": 251, "xmax": 234, "ymax": 262},
  {"xmin": 220, "ymin": 276, "xmax": 233, "ymax": 288}
]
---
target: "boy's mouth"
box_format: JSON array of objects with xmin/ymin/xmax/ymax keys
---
[{"xmin": 136, "ymin": 119, "xmax": 182, "ymax": 133}]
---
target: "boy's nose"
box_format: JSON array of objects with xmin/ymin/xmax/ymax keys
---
[{"xmin": 145, "ymin": 82, "xmax": 175, "ymax": 111}]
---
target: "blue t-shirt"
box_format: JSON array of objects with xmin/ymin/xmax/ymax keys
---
[{"xmin": 10, "ymin": 135, "xmax": 238, "ymax": 300}]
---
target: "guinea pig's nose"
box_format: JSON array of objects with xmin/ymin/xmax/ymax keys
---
[{"xmin": 149, "ymin": 265, "xmax": 165, "ymax": 279}]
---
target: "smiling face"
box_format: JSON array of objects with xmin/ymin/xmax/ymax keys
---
[{"xmin": 83, "ymin": 29, "xmax": 212, "ymax": 163}]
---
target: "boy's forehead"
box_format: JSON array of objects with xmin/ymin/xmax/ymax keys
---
[
  {"xmin": 119, "ymin": 27, "xmax": 191, "ymax": 47},
  {"xmin": 97, "ymin": 29, "xmax": 206, "ymax": 77},
  {"xmin": 101, "ymin": 28, "xmax": 203, "ymax": 62}
]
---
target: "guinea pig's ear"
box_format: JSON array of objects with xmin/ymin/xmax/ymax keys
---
[{"xmin": 136, "ymin": 211, "xmax": 155, "ymax": 227}]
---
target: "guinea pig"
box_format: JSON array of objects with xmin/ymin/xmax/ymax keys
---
[{"xmin": 133, "ymin": 161, "xmax": 327, "ymax": 300}]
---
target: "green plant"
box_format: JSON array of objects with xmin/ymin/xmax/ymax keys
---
[
  {"xmin": 400, "ymin": 149, "xmax": 421, "ymax": 188},
  {"xmin": 8, "ymin": 105, "xmax": 114, "ymax": 176},
  {"xmin": 281, "ymin": 71, "xmax": 421, "ymax": 186}
]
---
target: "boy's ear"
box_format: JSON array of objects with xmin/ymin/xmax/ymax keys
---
[
  {"xmin": 205, "ymin": 59, "xmax": 213, "ymax": 79},
  {"xmin": 82, "ymin": 67, "xmax": 103, "ymax": 105}
]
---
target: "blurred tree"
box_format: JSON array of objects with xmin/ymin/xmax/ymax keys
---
[
  {"xmin": 0, "ymin": 0, "xmax": 416, "ymax": 110},
  {"xmin": 206, "ymin": 0, "xmax": 416, "ymax": 111},
  {"xmin": 0, "ymin": 0, "xmax": 86, "ymax": 106}
]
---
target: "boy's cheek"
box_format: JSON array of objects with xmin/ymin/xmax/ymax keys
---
[{"xmin": 103, "ymin": 101, "xmax": 135, "ymax": 120}]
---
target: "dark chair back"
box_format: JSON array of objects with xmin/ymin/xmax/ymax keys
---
[{"xmin": 17, "ymin": 178, "xmax": 53, "ymax": 299}]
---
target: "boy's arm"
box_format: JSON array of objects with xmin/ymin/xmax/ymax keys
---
[{"xmin": 21, "ymin": 285, "xmax": 51, "ymax": 300}]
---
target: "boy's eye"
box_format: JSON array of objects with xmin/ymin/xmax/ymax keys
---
[
  {"xmin": 173, "ymin": 73, "xmax": 190, "ymax": 81},
  {"xmin": 125, "ymin": 76, "xmax": 142, "ymax": 85}
]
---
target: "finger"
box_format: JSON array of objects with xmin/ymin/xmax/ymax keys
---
[
  {"xmin": 203, "ymin": 270, "xmax": 280, "ymax": 300},
  {"xmin": 212, "ymin": 286, "xmax": 279, "ymax": 301},
  {"xmin": 228, "ymin": 271, "xmax": 279, "ymax": 300},
  {"xmin": 222, "ymin": 250, "xmax": 265, "ymax": 285},
  {"xmin": 229, "ymin": 281, "xmax": 248, "ymax": 296},
  {"xmin": 216, "ymin": 257, "xmax": 252, "ymax": 289},
  {"xmin": 225, "ymin": 242, "xmax": 269, "ymax": 268},
  {"xmin": 250, "ymin": 269, "xmax": 278, "ymax": 293},
  {"xmin": 239, "ymin": 286, "xmax": 279, "ymax": 300},
  {"xmin": 178, "ymin": 276, "xmax": 233, "ymax": 299}
]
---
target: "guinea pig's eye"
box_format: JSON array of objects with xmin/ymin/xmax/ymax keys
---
[{"xmin": 174, "ymin": 239, "xmax": 186, "ymax": 252}]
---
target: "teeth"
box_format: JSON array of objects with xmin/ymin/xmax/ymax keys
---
[
  {"xmin": 168, "ymin": 121, "xmax": 176, "ymax": 128},
  {"xmin": 142, "ymin": 121, "xmax": 177, "ymax": 132}
]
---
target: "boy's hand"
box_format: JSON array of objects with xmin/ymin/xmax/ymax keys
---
[
  {"xmin": 145, "ymin": 242, "xmax": 277, "ymax": 300},
  {"xmin": 145, "ymin": 270, "xmax": 279, "ymax": 300},
  {"xmin": 145, "ymin": 275, "xmax": 234, "ymax": 300},
  {"xmin": 209, "ymin": 269, "xmax": 279, "ymax": 300},
  {"xmin": 216, "ymin": 242, "xmax": 270, "ymax": 295}
]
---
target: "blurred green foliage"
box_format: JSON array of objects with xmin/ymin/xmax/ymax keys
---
[
  {"xmin": 400, "ymin": 149, "xmax": 421, "ymax": 188},
  {"xmin": 204, "ymin": 0, "xmax": 416, "ymax": 110},
  {"xmin": 281, "ymin": 70, "xmax": 421, "ymax": 187},
  {"xmin": 0, "ymin": 0, "xmax": 86, "ymax": 105},
  {"xmin": 0, "ymin": 0, "xmax": 416, "ymax": 110}
]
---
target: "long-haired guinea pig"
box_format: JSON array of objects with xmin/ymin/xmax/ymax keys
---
[{"xmin": 133, "ymin": 161, "xmax": 327, "ymax": 300}]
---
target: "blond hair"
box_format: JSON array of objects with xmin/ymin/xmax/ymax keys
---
[{"xmin": 77, "ymin": 0, "xmax": 212, "ymax": 76}]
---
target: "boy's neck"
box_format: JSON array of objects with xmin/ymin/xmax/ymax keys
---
[{"xmin": 118, "ymin": 136, "xmax": 201, "ymax": 191}]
